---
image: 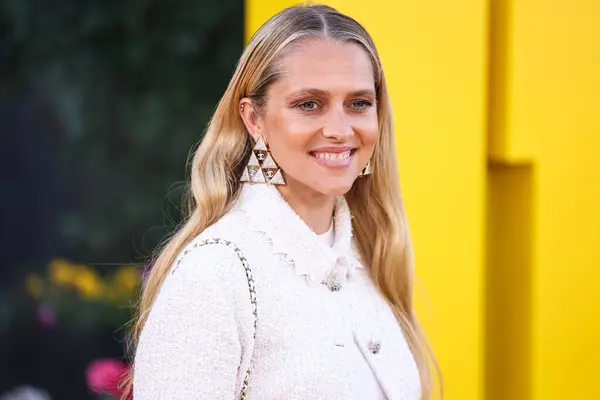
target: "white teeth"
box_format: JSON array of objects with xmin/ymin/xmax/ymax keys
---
[{"xmin": 313, "ymin": 151, "xmax": 351, "ymax": 160}]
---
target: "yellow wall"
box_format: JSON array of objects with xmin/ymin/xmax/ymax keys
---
[
  {"xmin": 246, "ymin": 1, "xmax": 487, "ymax": 399},
  {"xmin": 335, "ymin": 4, "xmax": 488, "ymax": 400},
  {"xmin": 487, "ymin": 0, "xmax": 600, "ymax": 399},
  {"xmin": 245, "ymin": 1, "xmax": 600, "ymax": 399}
]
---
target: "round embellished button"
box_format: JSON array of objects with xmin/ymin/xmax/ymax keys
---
[
  {"xmin": 369, "ymin": 340, "xmax": 381, "ymax": 354},
  {"xmin": 322, "ymin": 271, "xmax": 342, "ymax": 292}
]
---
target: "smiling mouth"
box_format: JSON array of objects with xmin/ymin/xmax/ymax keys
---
[{"xmin": 309, "ymin": 149, "xmax": 357, "ymax": 168}]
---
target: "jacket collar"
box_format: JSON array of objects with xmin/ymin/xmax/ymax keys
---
[{"xmin": 233, "ymin": 183, "xmax": 362, "ymax": 285}]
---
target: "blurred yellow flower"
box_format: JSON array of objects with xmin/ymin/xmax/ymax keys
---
[
  {"xmin": 73, "ymin": 264, "xmax": 104, "ymax": 300},
  {"xmin": 44, "ymin": 258, "xmax": 140, "ymax": 302},
  {"xmin": 25, "ymin": 274, "xmax": 44, "ymax": 299},
  {"xmin": 49, "ymin": 258, "xmax": 77, "ymax": 287},
  {"xmin": 114, "ymin": 266, "xmax": 141, "ymax": 293},
  {"xmin": 103, "ymin": 285, "xmax": 120, "ymax": 303}
]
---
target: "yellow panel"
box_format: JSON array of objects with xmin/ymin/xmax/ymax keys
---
[
  {"xmin": 335, "ymin": 3, "xmax": 488, "ymax": 400},
  {"xmin": 491, "ymin": 0, "xmax": 600, "ymax": 398},
  {"xmin": 487, "ymin": 0, "xmax": 536, "ymax": 163},
  {"xmin": 486, "ymin": 164, "xmax": 533, "ymax": 400},
  {"xmin": 245, "ymin": 0, "xmax": 292, "ymax": 41},
  {"xmin": 245, "ymin": 1, "xmax": 488, "ymax": 399}
]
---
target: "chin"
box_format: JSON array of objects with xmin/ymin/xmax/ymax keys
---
[{"xmin": 313, "ymin": 179, "xmax": 356, "ymax": 197}]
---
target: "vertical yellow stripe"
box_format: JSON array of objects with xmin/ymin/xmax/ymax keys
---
[
  {"xmin": 486, "ymin": 164, "xmax": 533, "ymax": 400},
  {"xmin": 489, "ymin": 0, "xmax": 600, "ymax": 398}
]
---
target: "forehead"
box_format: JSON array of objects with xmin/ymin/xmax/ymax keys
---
[{"xmin": 276, "ymin": 39, "xmax": 375, "ymax": 94}]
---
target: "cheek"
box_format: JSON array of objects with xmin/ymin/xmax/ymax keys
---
[
  {"xmin": 356, "ymin": 116, "xmax": 379, "ymax": 148},
  {"xmin": 269, "ymin": 134, "xmax": 308, "ymax": 159},
  {"xmin": 265, "ymin": 114, "xmax": 312, "ymax": 159}
]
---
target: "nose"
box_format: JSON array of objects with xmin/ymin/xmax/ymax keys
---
[{"xmin": 322, "ymin": 108, "xmax": 354, "ymax": 140}]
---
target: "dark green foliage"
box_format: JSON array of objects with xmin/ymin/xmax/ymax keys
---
[
  {"xmin": 1, "ymin": 0, "xmax": 243, "ymax": 263},
  {"xmin": 0, "ymin": 1, "xmax": 243, "ymax": 397}
]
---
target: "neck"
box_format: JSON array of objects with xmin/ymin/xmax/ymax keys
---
[{"xmin": 277, "ymin": 181, "xmax": 335, "ymax": 235}]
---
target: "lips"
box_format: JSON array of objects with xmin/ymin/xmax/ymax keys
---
[{"xmin": 309, "ymin": 148, "xmax": 356, "ymax": 168}]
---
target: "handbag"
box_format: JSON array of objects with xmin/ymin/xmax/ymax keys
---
[{"xmin": 173, "ymin": 237, "xmax": 257, "ymax": 399}]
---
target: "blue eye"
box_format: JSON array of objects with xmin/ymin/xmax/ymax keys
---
[
  {"xmin": 298, "ymin": 101, "xmax": 319, "ymax": 111},
  {"xmin": 351, "ymin": 100, "xmax": 373, "ymax": 110}
]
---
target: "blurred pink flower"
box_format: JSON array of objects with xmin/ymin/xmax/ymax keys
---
[
  {"xmin": 36, "ymin": 305, "xmax": 57, "ymax": 330},
  {"xmin": 86, "ymin": 358, "xmax": 129, "ymax": 398}
]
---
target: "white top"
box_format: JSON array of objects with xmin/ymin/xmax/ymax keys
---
[
  {"xmin": 318, "ymin": 221, "xmax": 335, "ymax": 247},
  {"xmin": 133, "ymin": 183, "xmax": 421, "ymax": 400}
]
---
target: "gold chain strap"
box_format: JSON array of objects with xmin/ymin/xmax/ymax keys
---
[{"xmin": 172, "ymin": 238, "xmax": 257, "ymax": 399}]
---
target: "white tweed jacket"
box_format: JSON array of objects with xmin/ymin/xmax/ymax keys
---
[{"xmin": 133, "ymin": 183, "xmax": 421, "ymax": 400}]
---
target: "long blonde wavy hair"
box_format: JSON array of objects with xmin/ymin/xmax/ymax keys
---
[{"xmin": 122, "ymin": 4, "xmax": 440, "ymax": 399}]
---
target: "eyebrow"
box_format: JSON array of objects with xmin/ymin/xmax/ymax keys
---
[{"xmin": 284, "ymin": 88, "xmax": 376, "ymax": 101}]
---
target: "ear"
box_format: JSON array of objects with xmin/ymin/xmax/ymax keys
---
[{"xmin": 239, "ymin": 98, "xmax": 262, "ymax": 142}]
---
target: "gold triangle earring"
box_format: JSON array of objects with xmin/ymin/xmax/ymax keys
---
[
  {"xmin": 240, "ymin": 135, "xmax": 286, "ymax": 185},
  {"xmin": 360, "ymin": 160, "xmax": 372, "ymax": 177}
]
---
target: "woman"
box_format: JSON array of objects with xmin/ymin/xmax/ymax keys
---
[{"xmin": 126, "ymin": 4, "xmax": 439, "ymax": 400}]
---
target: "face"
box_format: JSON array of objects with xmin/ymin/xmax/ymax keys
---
[{"xmin": 248, "ymin": 39, "xmax": 378, "ymax": 198}]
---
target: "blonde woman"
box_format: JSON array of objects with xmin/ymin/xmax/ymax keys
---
[{"xmin": 126, "ymin": 4, "xmax": 439, "ymax": 400}]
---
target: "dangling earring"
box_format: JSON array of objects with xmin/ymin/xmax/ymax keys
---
[
  {"xmin": 240, "ymin": 135, "xmax": 286, "ymax": 185},
  {"xmin": 360, "ymin": 160, "xmax": 372, "ymax": 177}
]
